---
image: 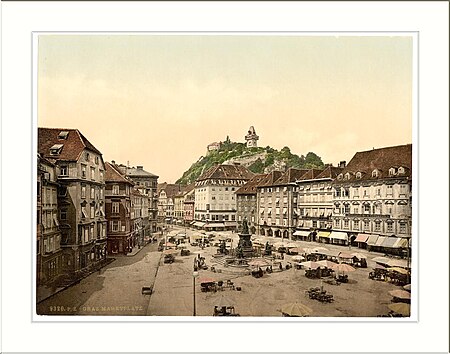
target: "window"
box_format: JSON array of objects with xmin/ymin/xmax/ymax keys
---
[
  {"xmin": 374, "ymin": 221, "xmax": 382, "ymax": 232},
  {"xmin": 398, "ymin": 167, "xmax": 405, "ymax": 174},
  {"xmin": 90, "ymin": 206, "xmax": 95, "ymax": 218},
  {"xmin": 363, "ymin": 189, "xmax": 368, "ymax": 197},
  {"xmin": 389, "ymin": 168, "xmax": 396, "ymax": 176},
  {"xmin": 343, "ymin": 220, "xmax": 349, "ymax": 229},
  {"xmin": 399, "ymin": 222, "xmax": 407, "ymax": 234},
  {"xmin": 95, "ymin": 156, "xmax": 99, "ymax": 164},
  {"xmin": 112, "ymin": 185, "xmax": 119, "ymax": 195},
  {"xmin": 387, "ymin": 185, "xmax": 393, "ymax": 196},
  {"xmin": 90, "ymin": 167, "xmax": 95, "ymax": 180},
  {"xmin": 372, "ymin": 170, "xmax": 378, "ymax": 178},
  {"xmin": 376, "ymin": 188, "xmax": 381, "ymax": 196},
  {"xmin": 344, "ymin": 204, "xmax": 350, "ymax": 214},
  {"xmin": 353, "ymin": 220, "xmax": 359, "ymax": 230},
  {"xmin": 50, "ymin": 144, "xmax": 63, "ymax": 155},
  {"xmin": 81, "ymin": 207, "xmax": 87, "ymax": 218},
  {"xmin": 85, "ymin": 152, "xmax": 90, "ymax": 161},
  {"xmin": 100, "ymin": 188, "xmax": 104, "ymax": 199},
  {"xmin": 60, "ymin": 165, "xmax": 68, "ymax": 176},
  {"xmin": 335, "ymin": 219, "xmax": 340, "ymax": 227},
  {"xmin": 99, "ymin": 170, "xmax": 104, "ymax": 181},
  {"xmin": 112, "ymin": 202, "xmax": 119, "ymax": 214},
  {"xmin": 81, "ymin": 185, "xmax": 86, "ymax": 198},
  {"xmin": 335, "ymin": 188, "xmax": 341, "ymax": 197},
  {"xmin": 90, "ymin": 186, "xmax": 95, "ymax": 199},
  {"xmin": 363, "ymin": 204, "xmax": 370, "ymax": 213},
  {"xmin": 60, "ymin": 209, "xmax": 67, "ymax": 220},
  {"xmin": 364, "ymin": 220, "xmax": 370, "ymax": 230},
  {"xmin": 58, "ymin": 131, "xmax": 69, "ymax": 139},
  {"xmin": 356, "ymin": 172, "xmax": 362, "ymax": 179},
  {"xmin": 345, "ymin": 172, "xmax": 351, "ymax": 180},
  {"xmin": 353, "ymin": 207, "xmax": 359, "ymax": 214},
  {"xmin": 111, "ymin": 220, "xmax": 120, "ymax": 232},
  {"xmin": 353, "ymin": 188, "xmax": 359, "ymax": 197},
  {"xmin": 386, "ymin": 221, "xmax": 394, "ymax": 233},
  {"xmin": 81, "ymin": 164, "xmax": 87, "ymax": 178},
  {"xmin": 337, "ymin": 174, "xmax": 343, "ymax": 181}
]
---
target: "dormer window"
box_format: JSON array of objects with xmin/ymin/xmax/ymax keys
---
[
  {"xmin": 398, "ymin": 166, "xmax": 405, "ymax": 174},
  {"xmin": 50, "ymin": 144, "xmax": 63, "ymax": 155},
  {"xmin": 58, "ymin": 131, "xmax": 69, "ymax": 140},
  {"xmin": 372, "ymin": 169, "xmax": 379, "ymax": 178},
  {"xmin": 344, "ymin": 172, "xmax": 351, "ymax": 180},
  {"xmin": 389, "ymin": 168, "xmax": 396, "ymax": 176},
  {"xmin": 337, "ymin": 174, "xmax": 343, "ymax": 181},
  {"xmin": 356, "ymin": 172, "xmax": 362, "ymax": 179}
]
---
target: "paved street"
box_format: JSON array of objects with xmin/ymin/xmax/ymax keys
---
[
  {"xmin": 37, "ymin": 241, "xmax": 162, "ymax": 316},
  {"xmin": 37, "ymin": 226, "xmax": 406, "ymax": 317}
]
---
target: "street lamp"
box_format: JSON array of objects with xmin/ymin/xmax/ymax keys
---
[{"xmin": 193, "ymin": 271, "xmax": 199, "ymax": 316}]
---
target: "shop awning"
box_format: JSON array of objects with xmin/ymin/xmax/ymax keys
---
[
  {"xmin": 375, "ymin": 236, "xmax": 386, "ymax": 246},
  {"xmin": 190, "ymin": 221, "xmax": 196, "ymax": 225},
  {"xmin": 317, "ymin": 231, "xmax": 331, "ymax": 238},
  {"xmin": 381, "ymin": 237, "xmax": 398, "ymax": 248},
  {"xmin": 207, "ymin": 223, "xmax": 225, "ymax": 228},
  {"xmin": 355, "ymin": 233, "xmax": 369, "ymax": 243},
  {"xmin": 330, "ymin": 231, "xmax": 348, "ymax": 240},
  {"xmin": 293, "ymin": 230, "xmax": 310, "ymax": 237},
  {"xmin": 393, "ymin": 238, "xmax": 410, "ymax": 248},
  {"xmin": 193, "ymin": 221, "xmax": 205, "ymax": 227},
  {"xmin": 224, "ymin": 221, "xmax": 237, "ymax": 227},
  {"xmin": 367, "ymin": 235, "xmax": 379, "ymax": 245}
]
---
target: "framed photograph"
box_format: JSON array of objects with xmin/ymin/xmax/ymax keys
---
[{"xmin": 1, "ymin": 2, "xmax": 448, "ymax": 353}]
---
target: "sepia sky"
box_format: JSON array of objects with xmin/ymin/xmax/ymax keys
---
[{"xmin": 38, "ymin": 35, "xmax": 412, "ymax": 183}]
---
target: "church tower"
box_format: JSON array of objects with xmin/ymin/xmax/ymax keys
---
[{"xmin": 245, "ymin": 126, "xmax": 259, "ymax": 148}]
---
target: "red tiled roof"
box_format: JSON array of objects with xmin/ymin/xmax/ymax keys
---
[
  {"xmin": 236, "ymin": 174, "xmax": 267, "ymax": 195},
  {"xmin": 158, "ymin": 183, "xmax": 187, "ymax": 199},
  {"xmin": 273, "ymin": 168, "xmax": 310, "ymax": 185},
  {"xmin": 297, "ymin": 168, "xmax": 324, "ymax": 181},
  {"xmin": 196, "ymin": 164, "xmax": 254, "ymax": 182},
  {"xmin": 315, "ymin": 166, "xmax": 344, "ymax": 179},
  {"xmin": 38, "ymin": 127, "xmax": 102, "ymax": 162},
  {"xmin": 105, "ymin": 162, "xmax": 134, "ymax": 185},
  {"xmin": 257, "ymin": 171, "xmax": 284, "ymax": 187},
  {"xmin": 335, "ymin": 144, "xmax": 412, "ymax": 183}
]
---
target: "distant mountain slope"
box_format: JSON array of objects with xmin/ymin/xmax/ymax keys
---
[{"xmin": 176, "ymin": 137, "xmax": 324, "ymax": 185}]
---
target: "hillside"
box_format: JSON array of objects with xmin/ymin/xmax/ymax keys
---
[{"xmin": 176, "ymin": 137, "xmax": 324, "ymax": 185}]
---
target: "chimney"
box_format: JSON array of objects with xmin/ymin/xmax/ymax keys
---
[
  {"xmin": 111, "ymin": 160, "xmax": 115, "ymax": 164},
  {"xmin": 137, "ymin": 166, "xmax": 143, "ymax": 170},
  {"xmin": 339, "ymin": 161, "xmax": 346, "ymax": 168}
]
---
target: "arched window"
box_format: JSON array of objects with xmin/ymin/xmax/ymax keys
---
[
  {"xmin": 389, "ymin": 167, "xmax": 396, "ymax": 176},
  {"xmin": 398, "ymin": 166, "xmax": 405, "ymax": 174},
  {"xmin": 372, "ymin": 169, "xmax": 379, "ymax": 178},
  {"xmin": 356, "ymin": 172, "xmax": 362, "ymax": 179}
]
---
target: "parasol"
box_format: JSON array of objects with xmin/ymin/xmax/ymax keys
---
[
  {"xmin": 291, "ymin": 255, "xmax": 306, "ymax": 262},
  {"xmin": 387, "ymin": 259, "xmax": 409, "ymax": 269},
  {"xmin": 389, "ymin": 289, "xmax": 411, "ymax": 300},
  {"xmin": 388, "ymin": 303, "xmax": 410, "ymax": 316},
  {"xmin": 332, "ymin": 263, "xmax": 355, "ymax": 273},
  {"xmin": 316, "ymin": 260, "xmax": 337, "ymax": 268},
  {"xmin": 247, "ymin": 258, "xmax": 271, "ymax": 267},
  {"xmin": 299, "ymin": 261, "xmax": 322, "ymax": 269},
  {"xmin": 280, "ymin": 302, "xmax": 313, "ymax": 317},
  {"xmin": 387, "ymin": 267, "xmax": 409, "ymax": 275},
  {"xmin": 163, "ymin": 249, "xmax": 178, "ymax": 255}
]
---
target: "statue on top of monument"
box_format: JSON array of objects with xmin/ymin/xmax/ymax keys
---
[{"xmin": 241, "ymin": 217, "xmax": 249, "ymax": 235}]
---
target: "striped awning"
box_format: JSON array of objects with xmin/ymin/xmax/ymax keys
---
[
  {"xmin": 317, "ymin": 231, "xmax": 331, "ymax": 238},
  {"xmin": 375, "ymin": 236, "xmax": 386, "ymax": 246},
  {"xmin": 330, "ymin": 231, "xmax": 348, "ymax": 240},
  {"xmin": 381, "ymin": 237, "xmax": 398, "ymax": 248},
  {"xmin": 367, "ymin": 235, "xmax": 379, "ymax": 245},
  {"xmin": 193, "ymin": 221, "xmax": 205, "ymax": 227},
  {"xmin": 393, "ymin": 238, "xmax": 410, "ymax": 248},
  {"xmin": 206, "ymin": 223, "xmax": 225, "ymax": 228},
  {"xmin": 293, "ymin": 230, "xmax": 310, "ymax": 237},
  {"xmin": 355, "ymin": 233, "xmax": 369, "ymax": 243}
]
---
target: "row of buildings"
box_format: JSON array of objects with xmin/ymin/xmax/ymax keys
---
[
  {"xmin": 37, "ymin": 128, "xmax": 158, "ymax": 287},
  {"xmin": 187, "ymin": 144, "xmax": 412, "ymax": 252}
]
